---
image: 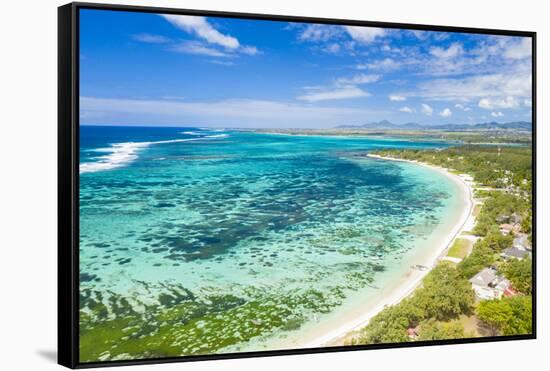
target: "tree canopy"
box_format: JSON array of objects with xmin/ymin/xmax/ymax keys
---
[{"xmin": 476, "ymin": 295, "xmax": 532, "ymax": 336}]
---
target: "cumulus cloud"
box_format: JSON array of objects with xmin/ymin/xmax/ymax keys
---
[
  {"xmin": 410, "ymin": 30, "xmax": 429, "ymax": 40},
  {"xmin": 404, "ymin": 71, "xmax": 532, "ymax": 103},
  {"xmin": 399, "ymin": 106, "xmax": 414, "ymax": 113},
  {"xmin": 440, "ymin": 108, "xmax": 452, "ymax": 117},
  {"xmin": 297, "ymin": 86, "xmax": 370, "ymax": 102},
  {"xmin": 421, "ymin": 103, "xmax": 433, "ymax": 116},
  {"xmin": 504, "ymin": 38, "xmax": 532, "ymax": 60},
  {"xmin": 240, "ymin": 46, "xmax": 260, "ymax": 56},
  {"xmin": 299, "ymin": 24, "xmax": 342, "ymax": 42},
  {"xmin": 389, "ymin": 95, "xmax": 406, "ymax": 101},
  {"xmin": 478, "ymin": 96, "xmax": 520, "ymax": 110},
  {"xmin": 491, "ymin": 111, "xmax": 504, "ymax": 117},
  {"xmin": 430, "ymin": 42, "xmax": 463, "ymax": 59},
  {"xmin": 454, "ymin": 103, "xmax": 471, "ymax": 111},
  {"xmin": 410, "ymin": 30, "xmax": 450, "ymax": 41},
  {"xmin": 344, "ymin": 26, "xmax": 386, "ymax": 43}
]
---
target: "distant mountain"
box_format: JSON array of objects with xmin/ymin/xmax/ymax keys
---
[
  {"xmin": 338, "ymin": 120, "xmax": 396, "ymax": 129},
  {"xmin": 336, "ymin": 120, "xmax": 532, "ymax": 131}
]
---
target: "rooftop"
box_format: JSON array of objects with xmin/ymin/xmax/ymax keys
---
[
  {"xmin": 502, "ymin": 247, "xmax": 530, "ymax": 259},
  {"xmin": 470, "ymin": 268, "xmax": 510, "ymax": 289}
]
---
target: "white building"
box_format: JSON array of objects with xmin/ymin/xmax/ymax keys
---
[{"xmin": 469, "ymin": 268, "xmax": 511, "ymax": 300}]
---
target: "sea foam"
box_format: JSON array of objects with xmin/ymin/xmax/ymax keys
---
[{"xmin": 80, "ymin": 135, "xmax": 228, "ymax": 174}]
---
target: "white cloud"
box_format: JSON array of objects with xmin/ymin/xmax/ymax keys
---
[
  {"xmin": 407, "ymin": 72, "xmax": 532, "ymax": 102},
  {"xmin": 421, "ymin": 103, "xmax": 433, "ymax": 116},
  {"xmin": 389, "ymin": 95, "xmax": 406, "ymax": 101},
  {"xmin": 430, "ymin": 42, "xmax": 463, "ymax": 59},
  {"xmin": 161, "ymin": 15, "xmax": 239, "ymax": 49},
  {"xmin": 80, "ymin": 96, "xmax": 384, "ymax": 128},
  {"xmin": 299, "ymin": 74, "xmax": 378, "ymax": 103},
  {"xmin": 170, "ymin": 41, "xmax": 231, "ymax": 57},
  {"xmin": 359, "ymin": 58, "xmax": 400, "ymax": 71},
  {"xmin": 356, "ymin": 58, "xmax": 401, "ymax": 71},
  {"xmin": 299, "ymin": 24, "xmax": 342, "ymax": 42},
  {"xmin": 410, "ymin": 30, "xmax": 449, "ymax": 41},
  {"xmin": 478, "ymin": 96, "xmax": 520, "ymax": 110},
  {"xmin": 323, "ymin": 43, "xmax": 341, "ymax": 54},
  {"xmin": 208, "ymin": 60, "xmax": 236, "ymax": 66},
  {"xmin": 524, "ymin": 98, "xmax": 532, "ymax": 107},
  {"xmin": 440, "ymin": 108, "xmax": 452, "ymax": 117},
  {"xmin": 410, "ymin": 30, "xmax": 429, "ymax": 40},
  {"xmin": 344, "ymin": 26, "xmax": 386, "ymax": 43},
  {"xmin": 297, "ymin": 86, "xmax": 370, "ymax": 102},
  {"xmin": 240, "ymin": 46, "xmax": 260, "ymax": 56},
  {"xmin": 491, "ymin": 111, "xmax": 504, "ymax": 117},
  {"xmin": 336, "ymin": 73, "xmax": 381, "ymax": 85},
  {"xmin": 132, "ymin": 33, "xmax": 171, "ymax": 43},
  {"xmin": 504, "ymin": 38, "xmax": 532, "ymax": 60},
  {"xmin": 399, "ymin": 106, "xmax": 414, "ymax": 113},
  {"xmin": 161, "ymin": 14, "xmax": 259, "ymax": 57},
  {"xmin": 454, "ymin": 103, "xmax": 471, "ymax": 111}
]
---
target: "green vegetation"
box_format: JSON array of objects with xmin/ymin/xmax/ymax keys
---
[
  {"xmin": 473, "ymin": 204, "xmax": 482, "ymax": 217},
  {"xmin": 476, "ymin": 296, "xmax": 532, "ymax": 336},
  {"xmin": 373, "ymin": 145, "xmax": 532, "ymax": 192},
  {"xmin": 356, "ymin": 145, "xmax": 533, "ymax": 344},
  {"xmin": 502, "ymin": 257, "xmax": 532, "ymax": 295},
  {"xmin": 456, "ymin": 225, "xmax": 516, "ymax": 279},
  {"xmin": 457, "ymin": 244, "xmax": 495, "ymax": 279},
  {"xmin": 477, "ymin": 227, "xmax": 513, "ymax": 251},
  {"xmin": 474, "ymin": 193, "xmax": 529, "ymax": 236},
  {"xmin": 354, "ymin": 263, "xmax": 475, "ymax": 344},
  {"xmin": 79, "ymin": 284, "xmax": 349, "ymax": 362},
  {"xmin": 447, "ymin": 238, "xmax": 471, "ymax": 259},
  {"xmin": 416, "ymin": 319, "xmax": 471, "ymax": 341}
]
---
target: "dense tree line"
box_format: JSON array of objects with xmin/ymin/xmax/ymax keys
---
[
  {"xmin": 476, "ymin": 295, "xmax": 532, "ymax": 336},
  {"xmin": 502, "ymin": 258, "xmax": 532, "ymax": 295},
  {"xmin": 354, "ymin": 263, "xmax": 475, "ymax": 344},
  {"xmin": 358, "ymin": 146, "xmax": 534, "ymax": 343},
  {"xmin": 473, "ymin": 193, "xmax": 529, "ymax": 236},
  {"xmin": 373, "ymin": 145, "xmax": 532, "ymax": 192}
]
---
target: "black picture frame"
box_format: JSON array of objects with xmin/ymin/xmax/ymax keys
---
[{"xmin": 58, "ymin": 2, "xmax": 537, "ymax": 368}]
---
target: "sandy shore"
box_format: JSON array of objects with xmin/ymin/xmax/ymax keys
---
[{"xmin": 294, "ymin": 153, "xmax": 475, "ymax": 348}]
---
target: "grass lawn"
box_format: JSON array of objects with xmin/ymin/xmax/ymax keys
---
[
  {"xmin": 447, "ymin": 238, "xmax": 472, "ymax": 259},
  {"xmin": 457, "ymin": 315, "xmax": 480, "ymax": 337},
  {"xmin": 473, "ymin": 204, "xmax": 482, "ymax": 217}
]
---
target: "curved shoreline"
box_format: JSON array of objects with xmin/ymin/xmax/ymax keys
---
[{"xmin": 294, "ymin": 153, "xmax": 475, "ymax": 349}]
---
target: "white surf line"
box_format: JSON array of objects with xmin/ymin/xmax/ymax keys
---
[{"xmin": 80, "ymin": 135, "xmax": 229, "ymax": 174}]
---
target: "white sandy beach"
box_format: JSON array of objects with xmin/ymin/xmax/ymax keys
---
[{"xmin": 285, "ymin": 153, "xmax": 475, "ymax": 349}]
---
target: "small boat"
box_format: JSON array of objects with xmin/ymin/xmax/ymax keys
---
[{"xmin": 411, "ymin": 264, "xmax": 429, "ymax": 271}]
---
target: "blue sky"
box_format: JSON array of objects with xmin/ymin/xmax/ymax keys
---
[{"xmin": 80, "ymin": 9, "xmax": 532, "ymax": 128}]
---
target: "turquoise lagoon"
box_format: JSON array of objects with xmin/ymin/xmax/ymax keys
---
[{"xmin": 79, "ymin": 126, "xmax": 465, "ymax": 361}]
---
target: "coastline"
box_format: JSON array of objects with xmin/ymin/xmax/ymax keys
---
[{"xmin": 292, "ymin": 153, "xmax": 475, "ymax": 349}]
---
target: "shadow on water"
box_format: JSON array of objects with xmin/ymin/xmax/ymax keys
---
[{"xmin": 36, "ymin": 349, "xmax": 57, "ymax": 363}]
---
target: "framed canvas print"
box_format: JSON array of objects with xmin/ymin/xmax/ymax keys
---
[{"xmin": 58, "ymin": 2, "xmax": 536, "ymax": 368}]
